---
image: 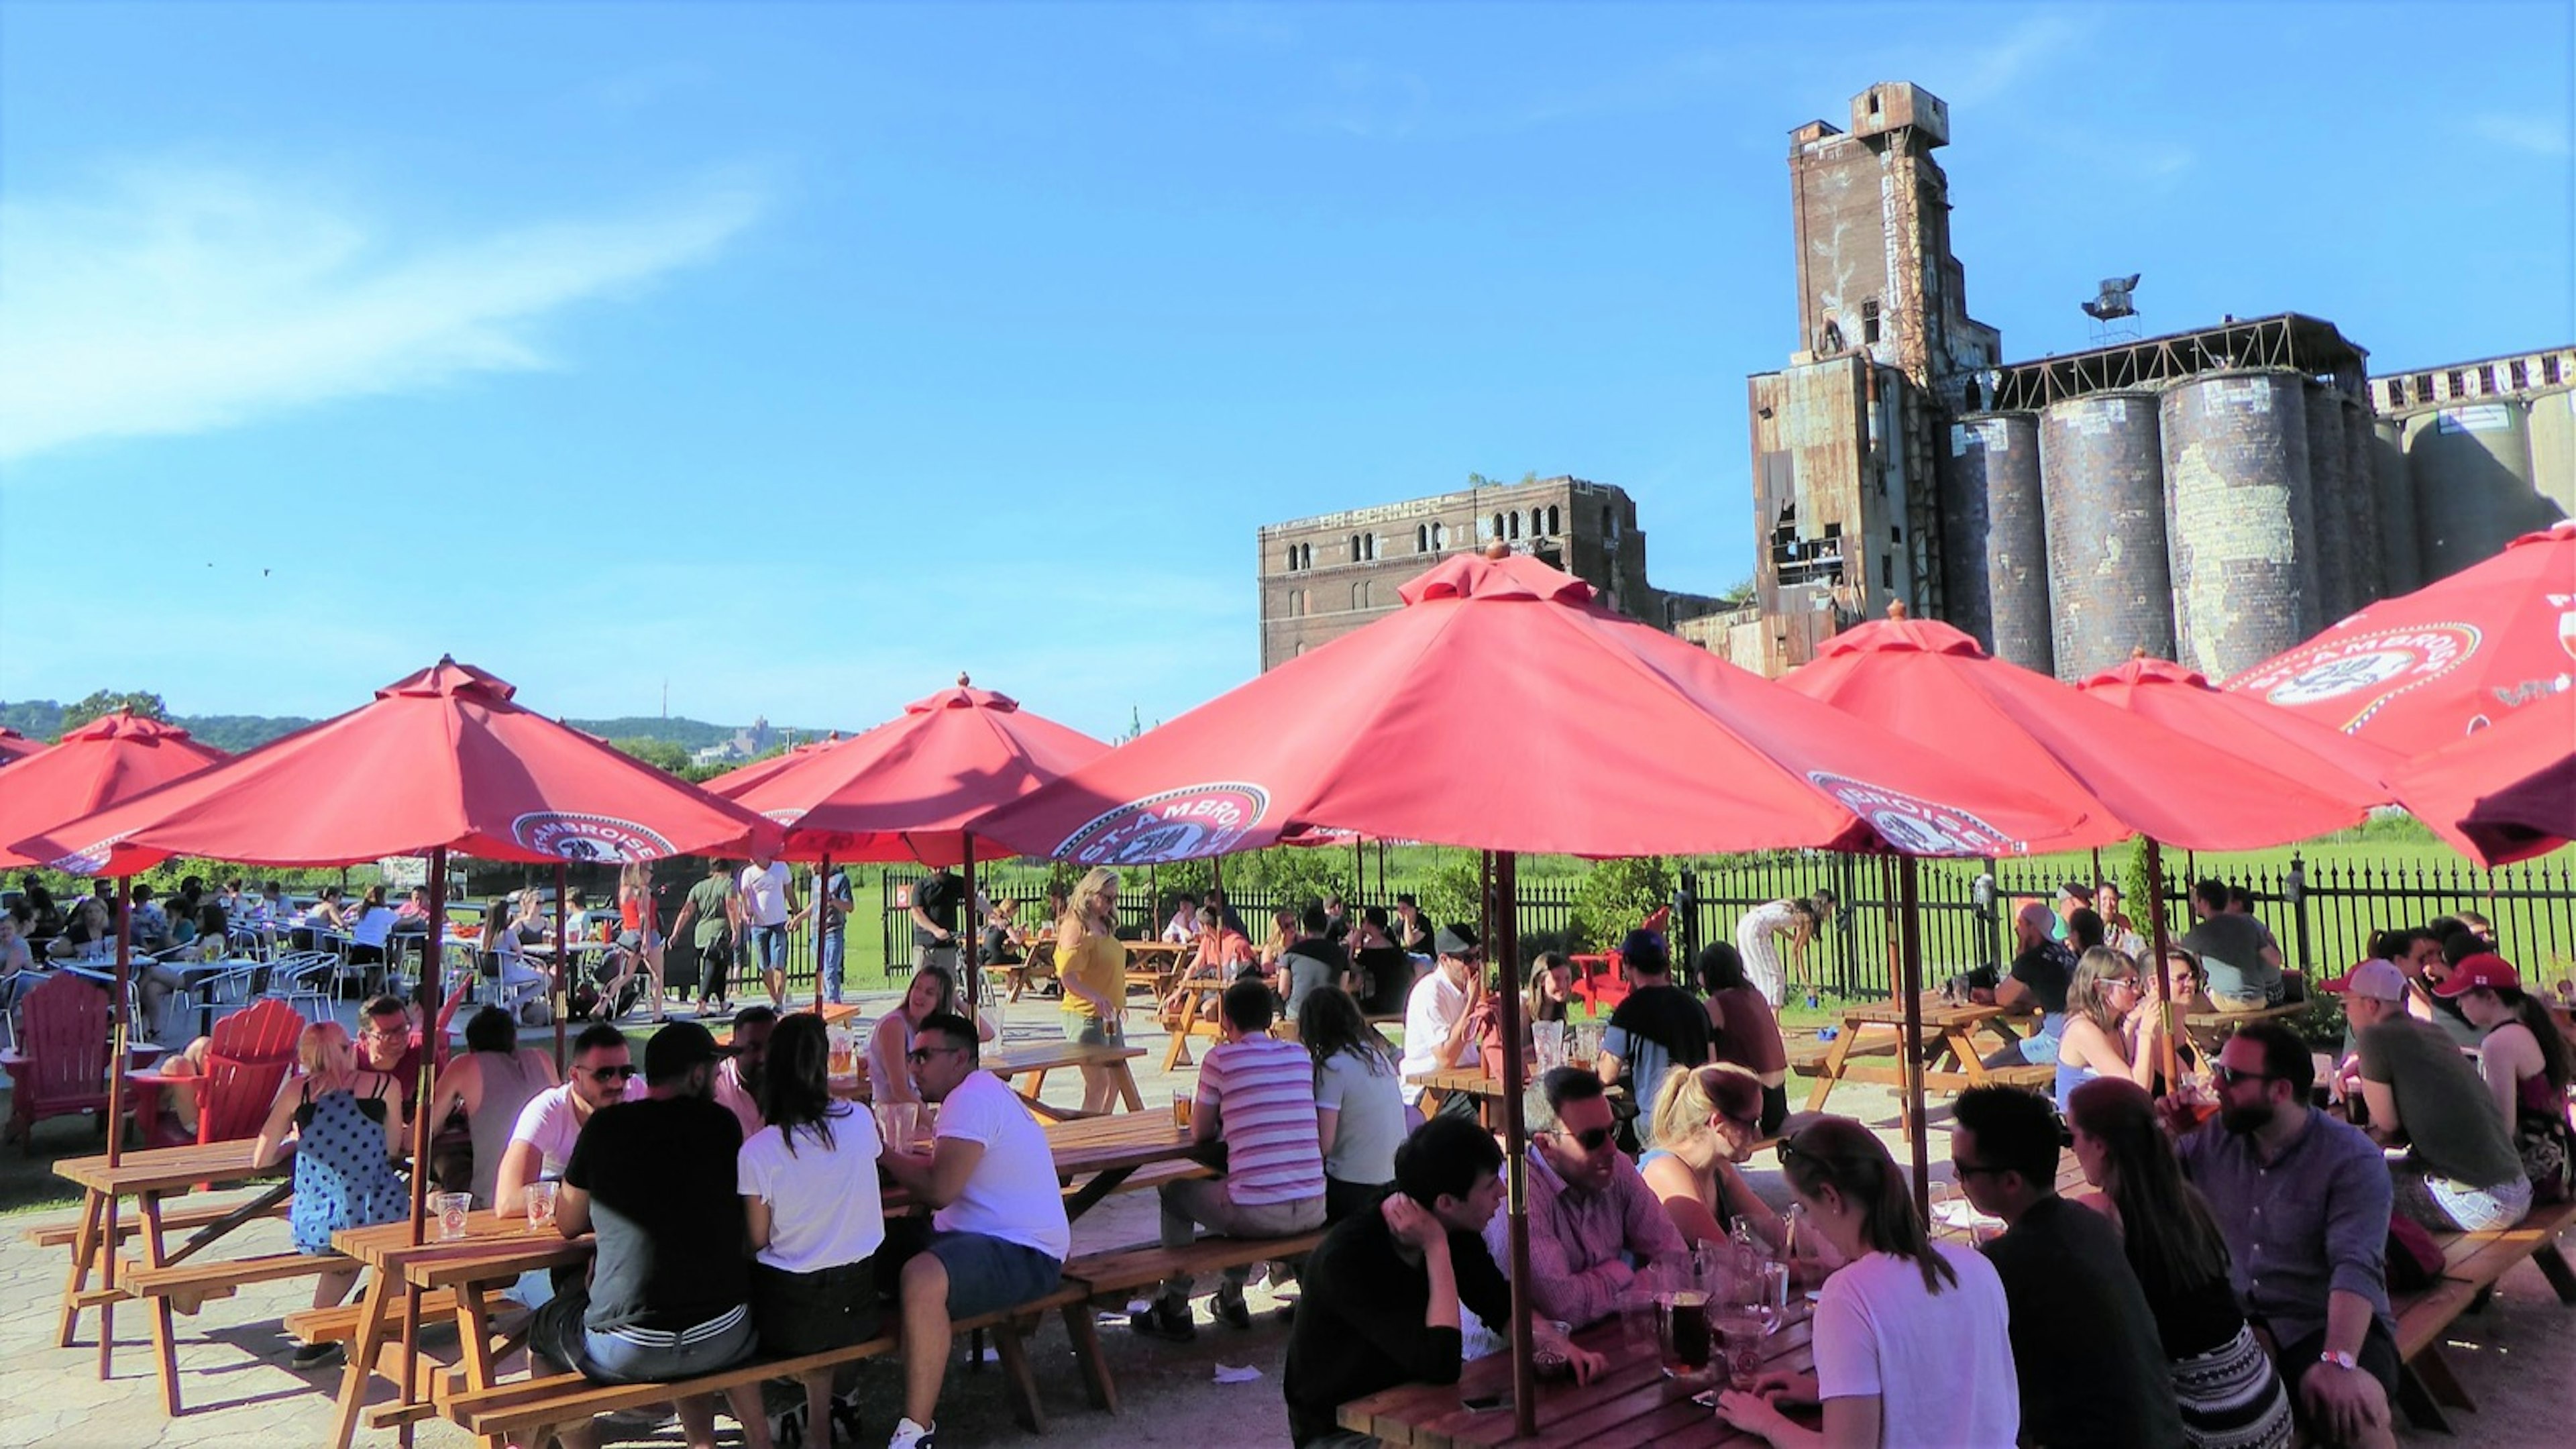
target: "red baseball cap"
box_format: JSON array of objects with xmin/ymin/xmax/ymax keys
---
[{"xmin": 2433, "ymin": 953, "xmax": 2520, "ymax": 998}]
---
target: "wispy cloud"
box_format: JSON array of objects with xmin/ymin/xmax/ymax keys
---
[
  {"xmin": 1933, "ymin": 11, "xmax": 2093, "ymax": 109},
  {"xmin": 0, "ymin": 166, "xmax": 765, "ymax": 465},
  {"xmin": 2467, "ymin": 110, "xmax": 2573, "ymax": 156}
]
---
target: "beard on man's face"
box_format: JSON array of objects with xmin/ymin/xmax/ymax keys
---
[{"xmin": 2219, "ymin": 1097, "xmax": 2277, "ymax": 1135}]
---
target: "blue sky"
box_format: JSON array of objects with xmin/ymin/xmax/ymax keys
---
[{"xmin": 3, "ymin": 1, "xmax": 2569, "ymax": 742}]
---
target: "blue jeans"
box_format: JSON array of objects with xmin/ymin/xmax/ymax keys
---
[
  {"xmin": 819, "ymin": 930, "xmax": 845, "ymax": 1004},
  {"xmin": 749, "ymin": 923, "xmax": 788, "ymax": 978}
]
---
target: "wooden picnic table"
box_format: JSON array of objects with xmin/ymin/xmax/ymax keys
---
[
  {"xmin": 50, "ymin": 1138, "xmax": 288, "ymax": 1412},
  {"xmin": 1340, "ymin": 1293, "xmax": 1816, "ymax": 1446},
  {"xmin": 324, "ymin": 1106, "xmax": 1200, "ymax": 1449},
  {"xmin": 1801, "ymin": 994, "xmax": 2042, "ymax": 1128},
  {"xmin": 988, "ymin": 1039, "xmax": 1146, "ymax": 1114}
]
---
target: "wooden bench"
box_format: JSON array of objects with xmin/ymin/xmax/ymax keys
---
[
  {"xmin": 445, "ymin": 1280, "xmax": 1106, "ymax": 1443},
  {"xmin": 1062, "ymin": 1229, "xmax": 1329, "ymax": 1301},
  {"xmin": 285, "ymin": 1289, "xmax": 459, "ymax": 1346},
  {"xmin": 1783, "ymin": 1034, "xmax": 1895, "ymax": 1075},
  {"xmin": 21, "ymin": 1195, "xmax": 289, "ymax": 1249},
  {"xmin": 2387, "ymin": 1197, "xmax": 2576, "ymax": 1431},
  {"xmin": 122, "ymin": 1248, "xmax": 345, "ymax": 1315}
]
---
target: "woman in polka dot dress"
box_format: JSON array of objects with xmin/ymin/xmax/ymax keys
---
[{"xmin": 254, "ymin": 1020, "xmax": 409, "ymax": 1364}]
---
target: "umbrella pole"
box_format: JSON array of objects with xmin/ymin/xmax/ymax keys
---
[
  {"xmin": 815, "ymin": 853, "xmax": 833, "ymax": 1015},
  {"xmin": 400, "ymin": 847, "xmax": 447, "ymax": 1449},
  {"xmin": 2145, "ymin": 839, "xmax": 2181, "ymax": 1085},
  {"xmin": 959, "ymin": 839, "xmax": 979, "ymax": 1011},
  {"xmin": 1490, "ymin": 850, "xmax": 1536, "ymax": 1438},
  {"xmin": 554, "ymin": 863, "xmax": 570, "ymax": 1076},
  {"xmin": 101, "ymin": 874, "xmax": 133, "ymax": 1379},
  {"xmin": 1898, "ymin": 856, "xmax": 1930, "ymax": 1219}
]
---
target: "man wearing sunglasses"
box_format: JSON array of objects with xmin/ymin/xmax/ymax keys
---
[
  {"xmin": 878, "ymin": 1012, "xmax": 1069, "ymax": 1449},
  {"xmin": 496, "ymin": 1022, "xmax": 647, "ymax": 1217},
  {"xmin": 2175, "ymin": 1022, "xmax": 2398, "ymax": 1449},
  {"xmin": 1397, "ymin": 926, "xmax": 1488, "ymax": 1121},
  {"xmin": 1484, "ymin": 1066, "xmax": 1685, "ymax": 1330}
]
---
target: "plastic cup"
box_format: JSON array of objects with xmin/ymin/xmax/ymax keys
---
[
  {"xmin": 1716, "ymin": 1308, "xmax": 1764, "ymax": 1388},
  {"xmin": 433, "ymin": 1191, "xmax": 472, "ymax": 1240},
  {"xmin": 1171, "ymin": 1091, "xmax": 1193, "ymax": 1128},
  {"xmin": 880, "ymin": 1102, "xmax": 919, "ymax": 1151},
  {"xmin": 914, "ymin": 1102, "xmax": 938, "ymax": 1147},
  {"xmin": 523, "ymin": 1180, "xmax": 558, "ymax": 1231}
]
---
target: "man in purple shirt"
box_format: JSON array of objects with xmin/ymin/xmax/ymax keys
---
[
  {"xmin": 2174, "ymin": 1022, "xmax": 2396, "ymax": 1449},
  {"xmin": 1483, "ymin": 1066, "xmax": 1686, "ymax": 1328}
]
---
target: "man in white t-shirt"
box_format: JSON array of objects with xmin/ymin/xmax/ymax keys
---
[
  {"xmin": 737, "ymin": 853, "xmax": 799, "ymax": 1010},
  {"xmin": 494, "ymin": 1024, "xmax": 648, "ymax": 1215},
  {"xmin": 1398, "ymin": 926, "xmax": 1485, "ymax": 1118},
  {"xmin": 878, "ymin": 1012, "xmax": 1071, "ymax": 1449}
]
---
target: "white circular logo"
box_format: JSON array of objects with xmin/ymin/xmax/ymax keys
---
[
  {"xmin": 508, "ymin": 812, "xmax": 678, "ymax": 863},
  {"xmin": 1807, "ymin": 771, "xmax": 2023, "ymax": 856},
  {"xmin": 2233, "ymin": 623, "xmax": 2480, "ymax": 732},
  {"xmin": 1055, "ymin": 784, "xmax": 1270, "ymax": 865}
]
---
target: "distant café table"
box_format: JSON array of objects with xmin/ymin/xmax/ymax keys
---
[
  {"xmin": 1801, "ymin": 993, "xmax": 2041, "ymax": 1129},
  {"xmin": 1339, "ymin": 1293, "xmax": 1817, "ymax": 1446}
]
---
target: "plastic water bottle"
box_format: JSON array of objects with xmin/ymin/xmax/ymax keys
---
[
  {"xmin": 1729, "ymin": 1216, "xmax": 1761, "ymax": 1287},
  {"xmin": 1782, "ymin": 1202, "xmax": 1808, "ymax": 1263}
]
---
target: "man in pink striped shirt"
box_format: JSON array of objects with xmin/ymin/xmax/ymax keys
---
[{"xmin": 1134, "ymin": 978, "xmax": 1328, "ymax": 1341}]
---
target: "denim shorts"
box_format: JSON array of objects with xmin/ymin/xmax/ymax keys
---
[
  {"xmin": 926, "ymin": 1231, "xmax": 1063, "ymax": 1322},
  {"xmin": 749, "ymin": 924, "xmax": 788, "ymax": 973},
  {"xmin": 1065, "ymin": 1012, "xmax": 1123, "ymax": 1047}
]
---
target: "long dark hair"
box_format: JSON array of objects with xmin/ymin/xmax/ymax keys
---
[
  {"xmin": 1299, "ymin": 986, "xmax": 1391, "ymax": 1077},
  {"xmin": 2494, "ymin": 987, "xmax": 2573, "ymax": 1092},
  {"xmin": 2067, "ymin": 1077, "xmax": 2233, "ymax": 1299},
  {"xmin": 1778, "ymin": 1116, "xmax": 1955, "ymax": 1294},
  {"xmin": 759, "ymin": 1013, "xmax": 844, "ymax": 1155},
  {"xmin": 1696, "ymin": 943, "xmax": 1751, "ymax": 994}
]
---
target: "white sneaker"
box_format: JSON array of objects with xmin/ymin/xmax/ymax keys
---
[{"xmin": 886, "ymin": 1416, "xmax": 935, "ymax": 1449}]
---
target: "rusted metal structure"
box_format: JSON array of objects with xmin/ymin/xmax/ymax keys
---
[
  {"xmin": 1939, "ymin": 411, "xmax": 2051, "ymax": 673},
  {"xmin": 1989, "ymin": 314, "xmax": 2369, "ymax": 412},
  {"xmin": 2162, "ymin": 372, "xmax": 2316, "ymax": 678},
  {"xmin": 2039, "ymin": 391, "xmax": 2174, "ymax": 676}
]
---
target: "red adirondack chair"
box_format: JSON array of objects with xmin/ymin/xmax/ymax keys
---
[
  {"xmin": 1570, "ymin": 904, "xmax": 1674, "ymax": 1013},
  {"xmin": 1, "ymin": 973, "xmax": 113, "ymax": 1151},
  {"xmin": 131, "ymin": 998, "xmax": 305, "ymax": 1147}
]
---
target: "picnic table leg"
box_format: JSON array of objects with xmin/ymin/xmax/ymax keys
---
[
  {"xmin": 1110, "ymin": 1061, "xmax": 1144, "ymax": 1114},
  {"xmin": 58, "ymin": 1187, "xmax": 104, "ymax": 1348},
  {"xmin": 329, "ymin": 1267, "xmax": 400, "ymax": 1449},
  {"xmin": 1805, "ymin": 1023, "xmax": 1864, "ymax": 1113},
  {"xmin": 1952, "ymin": 1027, "xmax": 1994, "ymax": 1087},
  {"xmin": 136, "ymin": 1191, "xmax": 183, "ymax": 1415},
  {"xmin": 449, "ymin": 1283, "xmax": 511, "ymax": 1449}
]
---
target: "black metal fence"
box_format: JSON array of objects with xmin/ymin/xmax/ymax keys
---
[{"xmin": 877, "ymin": 851, "xmax": 2576, "ymax": 998}]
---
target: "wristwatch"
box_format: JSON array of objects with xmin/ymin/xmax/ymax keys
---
[{"xmin": 2318, "ymin": 1350, "xmax": 2359, "ymax": 1372}]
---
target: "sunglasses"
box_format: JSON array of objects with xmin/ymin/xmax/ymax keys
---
[
  {"xmin": 2209, "ymin": 1064, "xmax": 2273, "ymax": 1087},
  {"xmin": 1558, "ymin": 1125, "xmax": 1613, "ymax": 1152},
  {"xmin": 582, "ymin": 1065, "xmax": 638, "ymax": 1081},
  {"xmin": 907, "ymin": 1044, "xmax": 965, "ymax": 1065}
]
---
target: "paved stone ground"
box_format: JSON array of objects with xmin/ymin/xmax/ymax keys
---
[{"xmin": 1, "ymin": 990, "xmax": 2568, "ymax": 1446}]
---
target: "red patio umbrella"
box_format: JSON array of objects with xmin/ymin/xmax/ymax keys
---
[
  {"xmin": 2387, "ymin": 691, "xmax": 2575, "ymax": 867},
  {"xmin": 714, "ymin": 676, "xmax": 1110, "ymax": 1007},
  {"xmin": 2075, "ymin": 655, "xmax": 2403, "ymax": 813},
  {"xmin": 0, "ymin": 710, "xmax": 227, "ymax": 1376},
  {"xmin": 977, "ymin": 549, "xmax": 2106, "ymax": 1437},
  {"xmin": 2226, "ymin": 520, "xmax": 2575, "ymax": 755},
  {"xmin": 702, "ymin": 737, "xmax": 832, "ymax": 797},
  {"xmin": 15, "ymin": 659, "xmax": 780, "ymax": 1410},
  {"xmin": 0, "ymin": 712, "xmax": 231, "ymax": 871},
  {"xmin": 1785, "ymin": 612, "xmax": 2369, "ymax": 851},
  {"xmin": 0, "ymin": 727, "xmax": 46, "ymax": 765}
]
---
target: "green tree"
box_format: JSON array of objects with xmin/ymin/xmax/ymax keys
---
[
  {"xmin": 609, "ymin": 736, "xmax": 691, "ymax": 773},
  {"xmin": 61, "ymin": 689, "xmax": 168, "ymax": 735},
  {"xmin": 1571, "ymin": 856, "xmax": 1675, "ymax": 954}
]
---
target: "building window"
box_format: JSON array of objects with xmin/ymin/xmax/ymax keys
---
[
  {"xmin": 1507, "ymin": 511, "xmax": 1521, "ymax": 540},
  {"xmin": 1890, "ymin": 526, "xmax": 1902, "ymax": 543},
  {"xmin": 1284, "ymin": 545, "xmax": 1297, "ymax": 572},
  {"xmin": 2416, "ymin": 373, "xmax": 2435, "ymax": 401},
  {"xmin": 1862, "ymin": 299, "xmax": 1881, "ymax": 345},
  {"xmin": 1416, "ymin": 524, "xmax": 1430, "ymax": 553},
  {"xmin": 1601, "ymin": 505, "xmax": 1613, "ymax": 535},
  {"xmin": 1432, "ymin": 521, "xmax": 1447, "ymax": 550},
  {"xmin": 2546, "ymin": 356, "xmax": 2564, "ymax": 386},
  {"xmin": 1492, "ymin": 513, "xmax": 1505, "ymax": 540},
  {"xmin": 2385, "ymin": 379, "xmax": 2407, "ymax": 409},
  {"xmin": 2477, "ymin": 364, "xmax": 2497, "ymax": 394},
  {"xmin": 2447, "ymin": 369, "xmax": 2465, "ymax": 396},
  {"xmin": 2510, "ymin": 360, "xmax": 2529, "ymax": 390},
  {"xmin": 1547, "ymin": 505, "xmax": 1560, "ymax": 535},
  {"xmin": 1353, "ymin": 581, "xmax": 1371, "ymax": 610},
  {"xmin": 1963, "ymin": 378, "xmax": 1982, "ymax": 411}
]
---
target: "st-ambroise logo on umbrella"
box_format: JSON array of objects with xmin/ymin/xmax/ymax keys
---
[
  {"xmin": 2237, "ymin": 623, "xmax": 2480, "ymax": 731},
  {"xmin": 1057, "ymin": 784, "xmax": 1269, "ymax": 866},
  {"xmin": 48, "ymin": 830, "xmax": 137, "ymax": 875},
  {"xmin": 510, "ymin": 811, "xmax": 678, "ymax": 863},
  {"xmin": 1806, "ymin": 772, "xmax": 2021, "ymax": 857}
]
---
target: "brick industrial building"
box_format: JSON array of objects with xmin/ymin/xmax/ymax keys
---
[
  {"xmin": 1254, "ymin": 476, "xmax": 1726, "ymax": 670},
  {"xmin": 1733, "ymin": 81, "xmax": 2572, "ymax": 683}
]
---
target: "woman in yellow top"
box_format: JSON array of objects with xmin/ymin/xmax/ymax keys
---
[{"xmin": 1055, "ymin": 866, "xmax": 1128, "ymax": 1114}]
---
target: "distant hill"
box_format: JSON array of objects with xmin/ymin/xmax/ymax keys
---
[{"xmin": 0, "ymin": 700, "xmax": 844, "ymax": 753}]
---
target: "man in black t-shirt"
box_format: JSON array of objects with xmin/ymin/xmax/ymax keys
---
[
  {"xmin": 535, "ymin": 1020, "xmax": 764, "ymax": 1449},
  {"xmin": 1597, "ymin": 932, "xmax": 1710, "ymax": 1146},
  {"xmin": 1392, "ymin": 894, "xmax": 1436, "ymax": 955},
  {"xmin": 1283, "ymin": 1118, "xmax": 1601, "ymax": 1446},
  {"xmin": 1280, "ymin": 902, "xmax": 1353, "ymax": 1016},
  {"xmin": 1953, "ymin": 1087, "xmax": 2182, "ymax": 1448},
  {"xmin": 909, "ymin": 868, "xmax": 964, "ymax": 975},
  {"xmin": 1980, "ymin": 902, "xmax": 2077, "ymax": 1069}
]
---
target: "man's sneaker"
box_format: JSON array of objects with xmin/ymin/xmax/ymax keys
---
[
  {"xmin": 769, "ymin": 1401, "xmax": 807, "ymax": 1447},
  {"xmin": 1129, "ymin": 1299, "xmax": 1197, "ymax": 1342},
  {"xmin": 886, "ymin": 1416, "xmax": 936, "ymax": 1449},
  {"xmin": 829, "ymin": 1387, "xmax": 865, "ymax": 1444},
  {"xmin": 1210, "ymin": 1286, "xmax": 1253, "ymax": 1331},
  {"xmin": 288, "ymin": 1340, "xmax": 344, "ymax": 1368}
]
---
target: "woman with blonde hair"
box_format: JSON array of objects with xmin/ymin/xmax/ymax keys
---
[
  {"xmin": 1638, "ymin": 1063, "xmax": 1796, "ymax": 1253},
  {"xmin": 2057, "ymin": 946, "xmax": 2166, "ymax": 1109},
  {"xmin": 610, "ymin": 862, "xmax": 667, "ymax": 1022},
  {"xmin": 1056, "ymin": 867, "xmax": 1128, "ymax": 1114},
  {"xmin": 253, "ymin": 1021, "xmax": 408, "ymax": 1356}
]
